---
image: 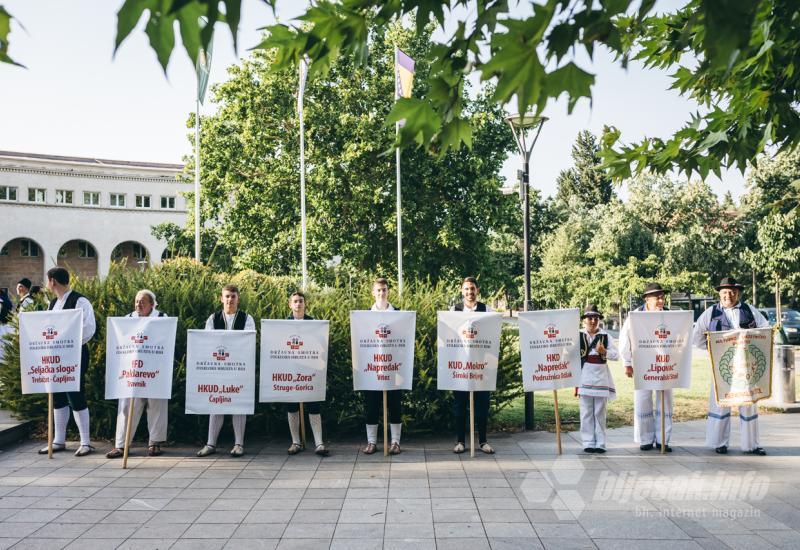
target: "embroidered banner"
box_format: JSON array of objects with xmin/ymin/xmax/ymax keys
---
[{"xmin": 708, "ymin": 327, "xmax": 773, "ymax": 406}]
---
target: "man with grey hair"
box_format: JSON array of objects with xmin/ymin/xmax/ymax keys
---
[{"xmin": 106, "ymin": 289, "xmax": 169, "ymax": 458}]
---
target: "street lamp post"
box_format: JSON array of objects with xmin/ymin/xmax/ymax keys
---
[{"xmin": 506, "ymin": 113, "xmax": 547, "ymax": 432}]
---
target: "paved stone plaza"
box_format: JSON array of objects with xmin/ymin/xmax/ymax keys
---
[{"xmin": 1, "ymin": 415, "xmax": 799, "ymax": 550}]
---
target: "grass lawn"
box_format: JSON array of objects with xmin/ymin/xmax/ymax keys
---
[{"xmin": 492, "ymin": 354, "xmax": 790, "ymax": 433}]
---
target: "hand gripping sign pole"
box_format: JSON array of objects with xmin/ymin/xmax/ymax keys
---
[{"xmin": 123, "ymin": 399, "xmax": 135, "ymax": 469}]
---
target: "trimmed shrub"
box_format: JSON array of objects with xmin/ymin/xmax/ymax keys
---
[{"xmin": 0, "ymin": 259, "xmax": 522, "ymax": 442}]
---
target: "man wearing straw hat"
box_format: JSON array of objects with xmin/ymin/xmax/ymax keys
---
[
  {"xmin": 451, "ymin": 277, "xmax": 495, "ymax": 454},
  {"xmin": 578, "ymin": 305, "xmax": 618, "ymax": 453},
  {"xmin": 620, "ymin": 282, "xmax": 674, "ymax": 452},
  {"xmin": 285, "ymin": 290, "xmax": 329, "ymax": 457},
  {"xmin": 106, "ymin": 289, "xmax": 169, "ymax": 459},
  {"xmin": 196, "ymin": 284, "xmax": 255, "ymax": 458},
  {"xmin": 693, "ymin": 276, "xmax": 770, "ymax": 455}
]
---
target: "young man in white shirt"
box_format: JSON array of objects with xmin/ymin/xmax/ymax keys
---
[
  {"xmin": 362, "ymin": 278, "xmax": 403, "ymax": 455},
  {"xmin": 39, "ymin": 267, "xmax": 97, "ymax": 456},
  {"xmin": 197, "ymin": 284, "xmax": 255, "ymax": 458},
  {"xmin": 106, "ymin": 289, "xmax": 169, "ymax": 459},
  {"xmin": 692, "ymin": 277, "xmax": 770, "ymax": 456}
]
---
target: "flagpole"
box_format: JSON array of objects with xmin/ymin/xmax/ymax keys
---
[
  {"xmin": 394, "ymin": 49, "xmax": 403, "ymax": 297},
  {"xmin": 299, "ymin": 61, "xmax": 308, "ymax": 291},
  {"xmin": 194, "ymin": 95, "xmax": 201, "ymax": 263}
]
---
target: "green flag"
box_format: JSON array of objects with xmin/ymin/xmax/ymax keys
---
[{"xmin": 196, "ymin": 39, "xmax": 214, "ymax": 104}]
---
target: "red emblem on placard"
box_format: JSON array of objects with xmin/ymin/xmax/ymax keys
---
[
  {"xmin": 131, "ymin": 331, "xmax": 148, "ymax": 344},
  {"xmin": 286, "ymin": 335, "xmax": 304, "ymax": 350},
  {"xmin": 462, "ymin": 322, "xmax": 478, "ymax": 339},
  {"xmin": 212, "ymin": 346, "xmax": 229, "ymax": 361},
  {"xmin": 375, "ymin": 324, "xmax": 391, "ymax": 339},
  {"xmin": 42, "ymin": 326, "xmax": 58, "ymax": 340},
  {"xmin": 543, "ymin": 325, "xmax": 559, "ymax": 339},
  {"xmin": 654, "ymin": 325, "xmax": 671, "ymax": 339}
]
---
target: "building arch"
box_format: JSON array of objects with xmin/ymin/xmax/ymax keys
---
[
  {"xmin": 57, "ymin": 239, "xmax": 99, "ymax": 280},
  {"xmin": 111, "ymin": 241, "xmax": 151, "ymax": 270},
  {"xmin": 0, "ymin": 237, "xmax": 46, "ymax": 292}
]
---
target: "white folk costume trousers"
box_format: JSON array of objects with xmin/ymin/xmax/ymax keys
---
[
  {"xmin": 114, "ymin": 398, "xmax": 168, "ymax": 449},
  {"xmin": 579, "ymin": 396, "xmax": 607, "ymax": 449},
  {"xmin": 208, "ymin": 414, "xmax": 247, "ymax": 446},
  {"xmin": 634, "ymin": 390, "xmax": 673, "ymax": 445},
  {"xmin": 706, "ymin": 385, "xmax": 760, "ymax": 451}
]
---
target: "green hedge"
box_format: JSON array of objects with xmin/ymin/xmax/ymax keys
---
[{"xmin": 0, "ymin": 259, "xmax": 523, "ymax": 443}]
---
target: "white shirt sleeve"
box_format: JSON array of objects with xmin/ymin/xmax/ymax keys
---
[
  {"xmin": 692, "ymin": 307, "xmax": 713, "ymax": 349},
  {"xmin": 245, "ymin": 315, "xmax": 256, "ymax": 331},
  {"xmin": 750, "ymin": 305, "xmax": 770, "ymax": 328},
  {"xmin": 605, "ymin": 333, "xmax": 619, "ymax": 362},
  {"xmin": 77, "ymin": 297, "xmax": 96, "ymax": 345},
  {"xmin": 619, "ymin": 317, "xmax": 633, "ymax": 367},
  {"xmin": 205, "ymin": 314, "xmax": 215, "ymax": 330}
]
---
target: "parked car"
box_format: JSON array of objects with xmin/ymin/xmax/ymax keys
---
[{"xmin": 760, "ymin": 308, "xmax": 800, "ymax": 345}]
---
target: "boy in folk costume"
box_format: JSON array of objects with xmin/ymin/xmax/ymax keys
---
[
  {"xmin": 578, "ymin": 305, "xmax": 619, "ymax": 453},
  {"xmin": 286, "ymin": 291, "xmax": 329, "ymax": 457},
  {"xmin": 362, "ymin": 278, "xmax": 403, "ymax": 455}
]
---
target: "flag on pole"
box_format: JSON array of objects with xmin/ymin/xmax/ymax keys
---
[
  {"xmin": 395, "ymin": 48, "xmax": 415, "ymax": 100},
  {"xmin": 298, "ymin": 56, "xmax": 309, "ymax": 113},
  {"xmin": 196, "ymin": 39, "xmax": 214, "ymax": 105}
]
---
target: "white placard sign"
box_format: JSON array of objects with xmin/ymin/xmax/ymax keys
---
[
  {"xmin": 708, "ymin": 327, "xmax": 773, "ymax": 406},
  {"xmin": 437, "ymin": 311, "xmax": 502, "ymax": 391},
  {"xmin": 519, "ymin": 308, "xmax": 581, "ymax": 391},
  {"xmin": 350, "ymin": 311, "xmax": 416, "ymax": 391},
  {"xmin": 629, "ymin": 310, "xmax": 694, "ymax": 390},
  {"xmin": 19, "ymin": 310, "xmax": 83, "ymax": 394},
  {"xmin": 259, "ymin": 319, "xmax": 330, "ymax": 402},
  {"xmin": 185, "ymin": 330, "xmax": 256, "ymax": 414},
  {"xmin": 105, "ymin": 317, "xmax": 178, "ymax": 399}
]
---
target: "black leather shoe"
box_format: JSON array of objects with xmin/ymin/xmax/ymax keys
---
[
  {"xmin": 594, "ymin": 448, "xmax": 606, "ymax": 454},
  {"xmin": 715, "ymin": 445, "xmax": 728, "ymax": 454},
  {"xmin": 656, "ymin": 444, "xmax": 672, "ymax": 453},
  {"xmin": 746, "ymin": 447, "xmax": 767, "ymax": 456},
  {"xmin": 640, "ymin": 444, "xmax": 654, "ymax": 451},
  {"xmin": 584, "ymin": 447, "xmax": 596, "ymax": 453}
]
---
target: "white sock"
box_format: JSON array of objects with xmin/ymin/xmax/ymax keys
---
[
  {"xmin": 288, "ymin": 412, "xmax": 301, "ymax": 445},
  {"xmin": 366, "ymin": 424, "xmax": 378, "ymax": 445},
  {"xmin": 390, "ymin": 423, "xmax": 402, "ymax": 445},
  {"xmin": 73, "ymin": 408, "xmax": 90, "ymax": 446},
  {"xmin": 53, "ymin": 406, "xmax": 69, "ymax": 445},
  {"xmin": 207, "ymin": 414, "xmax": 224, "ymax": 446},
  {"xmin": 309, "ymin": 414, "xmax": 323, "ymax": 447}
]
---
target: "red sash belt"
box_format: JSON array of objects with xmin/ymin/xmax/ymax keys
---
[{"xmin": 586, "ymin": 355, "xmax": 606, "ymax": 364}]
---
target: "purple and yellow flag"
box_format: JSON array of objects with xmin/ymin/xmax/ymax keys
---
[{"xmin": 395, "ymin": 48, "xmax": 415, "ymax": 99}]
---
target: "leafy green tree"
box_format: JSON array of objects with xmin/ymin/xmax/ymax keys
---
[
  {"xmin": 185, "ymin": 23, "xmax": 519, "ymax": 290},
  {"xmin": 555, "ymin": 131, "xmax": 613, "ymax": 206}
]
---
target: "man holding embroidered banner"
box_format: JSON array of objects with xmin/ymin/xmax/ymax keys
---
[
  {"xmin": 351, "ymin": 278, "xmax": 416, "ymax": 455},
  {"xmin": 104, "ymin": 290, "xmax": 177, "ymax": 460},
  {"xmin": 620, "ymin": 283, "xmax": 694, "ymax": 453},
  {"xmin": 693, "ymin": 277, "xmax": 771, "ymax": 456}
]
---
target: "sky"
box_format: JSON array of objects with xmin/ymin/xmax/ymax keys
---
[{"xmin": 0, "ymin": 0, "xmax": 747, "ymax": 201}]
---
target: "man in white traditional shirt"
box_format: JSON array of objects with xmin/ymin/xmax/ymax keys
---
[
  {"xmin": 197, "ymin": 284, "xmax": 255, "ymax": 458},
  {"xmin": 106, "ymin": 289, "xmax": 169, "ymax": 459},
  {"xmin": 620, "ymin": 282, "xmax": 675, "ymax": 452},
  {"xmin": 362, "ymin": 278, "xmax": 403, "ymax": 455},
  {"xmin": 16, "ymin": 278, "xmax": 36, "ymax": 312},
  {"xmin": 693, "ymin": 276, "xmax": 770, "ymax": 455},
  {"xmin": 39, "ymin": 267, "xmax": 96, "ymax": 456}
]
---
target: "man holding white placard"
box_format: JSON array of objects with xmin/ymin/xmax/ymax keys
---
[
  {"xmin": 620, "ymin": 283, "xmax": 675, "ymax": 452},
  {"xmin": 40, "ymin": 267, "xmax": 96, "ymax": 456},
  {"xmin": 197, "ymin": 284, "xmax": 255, "ymax": 458},
  {"xmin": 450, "ymin": 277, "xmax": 495, "ymax": 455},
  {"xmin": 284, "ymin": 290, "xmax": 329, "ymax": 457},
  {"xmin": 693, "ymin": 277, "xmax": 770, "ymax": 456},
  {"xmin": 106, "ymin": 289, "xmax": 170, "ymax": 459}
]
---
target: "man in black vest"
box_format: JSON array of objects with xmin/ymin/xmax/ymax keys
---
[
  {"xmin": 285, "ymin": 291, "xmax": 329, "ymax": 456},
  {"xmin": 451, "ymin": 277, "xmax": 494, "ymax": 454},
  {"xmin": 15, "ymin": 277, "xmax": 36, "ymax": 312},
  {"xmin": 197, "ymin": 284, "xmax": 255, "ymax": 458},
  {"xmin": 39, "ymin": 267, "xmax": 96, "ymax": 456},
  {"xmin": 693, "ymin": 277, "xmax": 770, "ymax": 455}
]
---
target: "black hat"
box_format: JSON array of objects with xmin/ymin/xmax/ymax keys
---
[
  {"xmin": 715, "ymin": 277, "xmax": 744, "ymax": 291},
  {"xmin": 17, "ymin": 278, "xmax": 32, "ymax": 289},
  {"xmin": 642, "ymin": 282, "xmax": 667, "ymax": 298},
  {"xmin": 581, "ymin": 304, "xmax": 603, "ymax": 319}
]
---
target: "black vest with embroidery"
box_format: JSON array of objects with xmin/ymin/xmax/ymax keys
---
[
  {"xmin": 453, "ymin": 302, "xmax": 487, "ymax": 312},
  {"xmin": 213, "ymin": 310, "xmax": 247, "ymax": 330},
  {"xmin": 709, "ymin": 303, "xmax": 757, "ymax": 331},
  {"xmin": 49, "ymin": 291, "xmax": 92, "ymax": 342},
  {"xmin": 579, "ymin": 332, "xmax": 608, "ymax": 367}
]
